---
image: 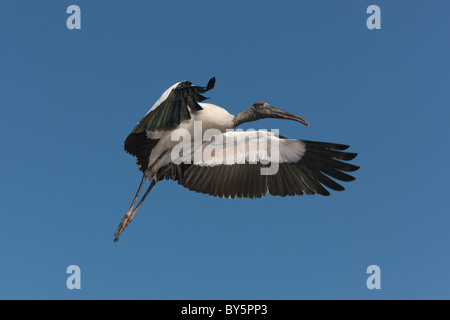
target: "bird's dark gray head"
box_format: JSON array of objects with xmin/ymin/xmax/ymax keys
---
[{"xmin": 250, "ymin": 102, "xmax": 310, "ymax": 127}]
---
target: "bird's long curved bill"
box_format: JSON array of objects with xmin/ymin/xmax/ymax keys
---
[{"xmin": 271, "ymin": 106, "xmax": 310, "ymax": 127}]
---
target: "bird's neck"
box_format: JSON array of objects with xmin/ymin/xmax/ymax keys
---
[{"xmin": 233, "ymin": 108, "xmax": 259, "ymax": 128}]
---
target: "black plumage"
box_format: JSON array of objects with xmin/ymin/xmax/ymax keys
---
[{"xmin": 177, "ymin": 141, "xmax": 358, "ymax": 199}]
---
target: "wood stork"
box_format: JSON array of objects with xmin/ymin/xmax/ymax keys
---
[{"xmin": 114, "ymin": 77, "xmax": 359, "ymax": 241}]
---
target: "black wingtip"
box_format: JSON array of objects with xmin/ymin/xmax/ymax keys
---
[{"xmin": 206, "ymin": 77, "xmax": 216, "ymax": 91}]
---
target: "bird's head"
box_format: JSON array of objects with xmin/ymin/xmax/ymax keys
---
[{"xmin": 250, "ymin": 102, "xmax": 310, "ymax": 127}]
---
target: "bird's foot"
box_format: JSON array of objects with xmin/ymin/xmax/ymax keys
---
[{"xmin": 114, "ymin": 209, "xmax": 136, "ymax": 242}]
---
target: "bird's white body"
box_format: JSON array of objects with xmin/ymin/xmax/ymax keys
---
[{"xmin": 146, "ymin": 102, "xmax": 235, "ymax": 179}]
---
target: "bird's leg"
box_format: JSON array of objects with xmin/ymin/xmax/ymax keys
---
[
  {"xmin": 128, "ymin": 174, "xmax": 146, "ymax": 213},
  {"xmin": 113, "ymin": 175, "xmax": 146, "ymax": 242},
  {"xmin": 114, "ymin": 178, "xmax": 157, "ymax": 242},
  {"xmin": 114, "ymin": 150, "xmax": 171, "ymax": 242}
]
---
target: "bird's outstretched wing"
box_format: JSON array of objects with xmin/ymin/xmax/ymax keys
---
[
  {"xmin": 130, "ymin": 77, "xmax": 215, "ymax": 134},
  {"xmin": 177, "ymin": 131, "xmax": 359, "ymax": 198},
  {"xmin": 124, "ymin": 77, "xmax": 215, "ymax": 171}
]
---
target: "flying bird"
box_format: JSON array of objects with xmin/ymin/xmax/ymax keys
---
[{"xmin": 114, "ymin": 77, "xmax": 359, "ymax": 241}]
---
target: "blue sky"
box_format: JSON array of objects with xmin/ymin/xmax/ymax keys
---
[{"xmin": 0, "ymin": 1, "xmax": 449, "ymax": 299}]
